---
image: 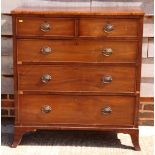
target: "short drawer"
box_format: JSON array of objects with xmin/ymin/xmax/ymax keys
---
[
  {"xmin": 17, "ymin": 39, "xmax": 137, "ymax": 63},
  {"xmin": 18, "ymin": 65, "xmax": 136, "ymax": 92},
  {"xmin": 16, "ymin": 17, "xmax": 75, "ymax": 36},
  {"xmin": 19, "ymin": 94, "xmax": 135, "ymax": 126},
  {"xmin": 79, "ymin": 18, "xmax": 139, "ymax": 37}
]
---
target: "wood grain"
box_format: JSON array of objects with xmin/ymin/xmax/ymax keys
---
[
  {"xmin": 19, "ymin": 94, "xmax": 135, "ymax": 126},
  {"xmin": 79, "ymin": 18, "xmax": 139, "ymax": 37},
  {"xmin": 11, "ymin": 6, "xmax": 144, "ymax": 149},
  {"xmin": 11, "ymin": 6, "xmax": 144, "ymax": 16},
  {"xmin": 17, "ymin": 39, "xmax": 138, "ymax": 63},
  {"xmin": 16, "ymin": 17, "xmax": 75, "ymax": 36},
  {"xmin": 18, "ymin": 65, "xmax": 136, "ymax": 92}
]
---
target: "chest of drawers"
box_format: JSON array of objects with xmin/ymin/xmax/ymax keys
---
[{"xmin": 11, "ymin": 6, "xmax": 144, "ymax": 150}]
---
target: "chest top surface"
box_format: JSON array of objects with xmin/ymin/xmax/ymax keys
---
[{"xmin": 11, "ymin": 6, "xmax": 144, "ymax": 16}]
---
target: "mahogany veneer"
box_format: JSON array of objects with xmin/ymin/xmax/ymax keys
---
[
  {"xmin": 19, "ymin": 95, "xmax": 135, "ymax": 126},
  {"xmin": 16, "ymin": 17, "xmax": 75, "ymax": 36},
  {"xmin": 17, "ymin": 39, "xmax": 138, "ymax": 63},
  {"xmin": 11, "ymin": 6, "xmax": 144, "ymax": 150},
  {"xmin": 79, "ymin": 18, "xmax": 139, "ymax": 37},
  {"xmin": 18, "ymin": 65, "xmax": 136, "ymax": 92}
]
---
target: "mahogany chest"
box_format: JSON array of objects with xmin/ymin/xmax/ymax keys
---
[{"xmin": 11, "ymin": 6, "xmax": 144, "ymax": 150}]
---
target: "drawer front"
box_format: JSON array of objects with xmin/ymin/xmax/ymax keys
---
[
  {"xmin": 17, "ymin": 39, "xmax": 137, "ymax": 63},
  {"xmin": 18, "ymin": 65, "xmax": 136, "ymax": 92},
  {"xmin": 80, "ymin": 18, "xmax": 138, "ymax": 37},
  {"xmin": 19, "ymin": 95, "xmax": 135, "ymax": 126},
  {"xmin": 16, "ymin": 17, "xmax": 75, "ymax": 36}
]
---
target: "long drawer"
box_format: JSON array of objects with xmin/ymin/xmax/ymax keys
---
[
  {"xmin": 18, "ymin": 65, "xmax": 136, "ymax": 92},
  {"xmin": 17, "ymin": 39, "xmax": 137, "ymax": 63},
  {"xmin": 19, "ymin": 94, "xmax": 135, "ymax": 126},
  {"xmin": 16, "ymin": 17, "xmax": 75, "ymax": 36},
  {"xmin": 79, "ymin": 18, "xmax": 139, "ymax": 37}
]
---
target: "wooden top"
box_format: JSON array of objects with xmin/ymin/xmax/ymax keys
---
[{"xmin": 11, "ymin": 6, "xmax": 144, "ymax": 16}]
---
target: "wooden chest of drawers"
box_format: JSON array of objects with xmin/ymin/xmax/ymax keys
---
[{"xmin": 11, "ymin": 6, "xmax": 144, "ymax": 150}]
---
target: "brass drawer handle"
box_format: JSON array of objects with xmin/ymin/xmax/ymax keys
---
[
  {"xmin": 41, "ymin": 105, "xmax": 52, "ymax": 113},
  {"xmin": 102, "ymin": 75, "xmax": 112, "ymax": 84},
  {"xmin": 41, "ymin": 46, "xmax": 52, "ymax": 55},
  {"xmin": 41, "ymin": 74, "xmax": 52, "ymax": 83},
  {"xmin": 104, "ymin": 24, "xmax": 113, "ymax": 33},
  {"xmin": 40, "ymin": 22, "xmax": 51, "ymax": 32},
  {"xmin": 102, "ymin": 48, "xmax": 112, "ymax": 56},
  {"xmin": 101, "ymin": 106, "xmax": 112, "ymax": 115}
]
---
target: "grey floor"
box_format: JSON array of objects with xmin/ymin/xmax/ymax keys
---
[{"xmin": 1, "ymin": 118, "xmax": 154, "ymax": 155}]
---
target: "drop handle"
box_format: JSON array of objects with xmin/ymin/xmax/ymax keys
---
[
  {"xmin": 41, "ymin": 74, "xmax": 52, "ymax": 83},
  {"xmin": 40, "ymin": 22, "xmax": 51, "ymax": 32},
  {"xmin": 101, "ymin": 106, "xmax": 112, "ymax": 115},
  {"xmin": 101, "ymin": 48, "xmax": 113, "ymax": 56},
  {"xmin": 41, "ymin": 105, "xmax": 52, "ymax": 113},
  {"xmin": 41, "ymin": 46, "xmax": 52, "ymax": 55},
  {"xmin": 101, "ymin": 75, "xmax": 112, "ymax": 84},
  {"xmin": 104, "ymin": 24, "xmax": 113, "ymax": 33}
]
